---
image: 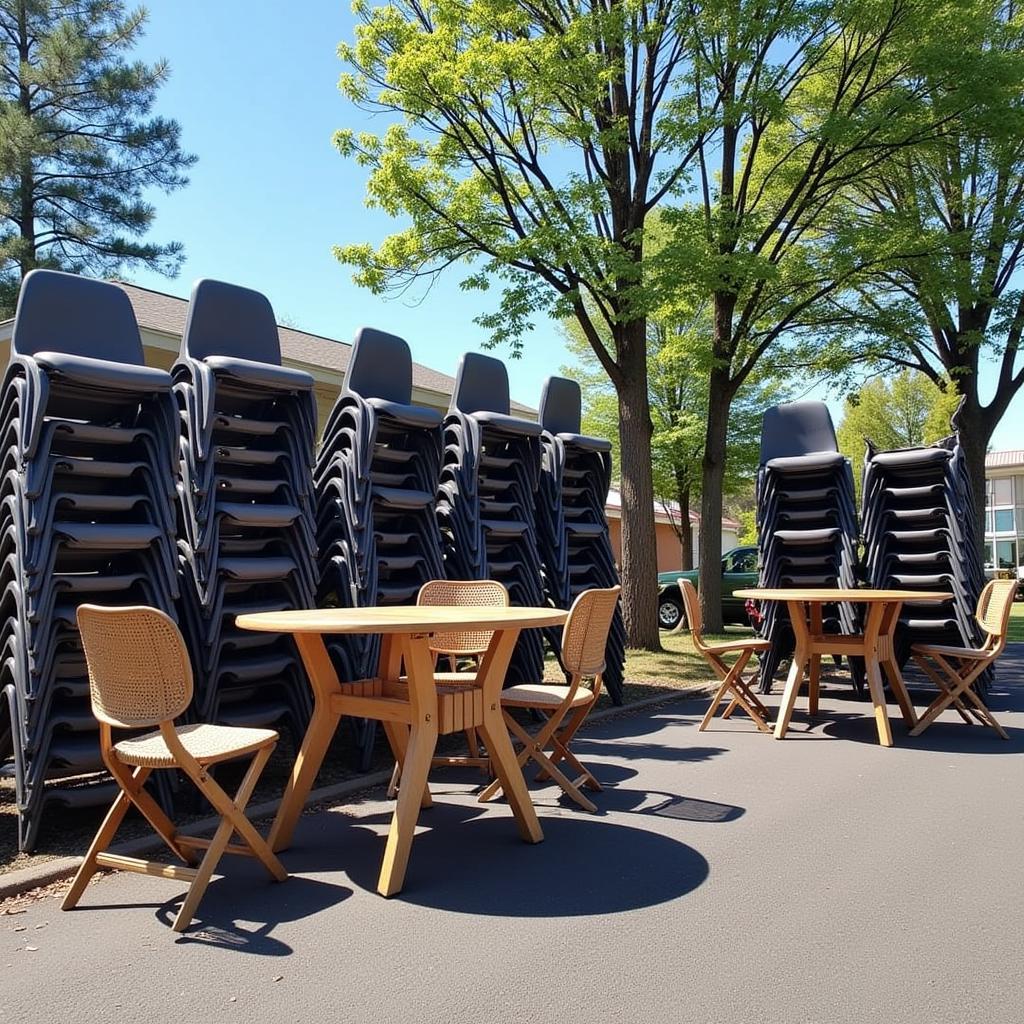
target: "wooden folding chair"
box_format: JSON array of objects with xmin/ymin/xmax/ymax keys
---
[
  {"xmin": 909, "ymin": 579, "xmax": 1015, "ymax": 740},
  {"xmin": 387, "ymin": 579, "xmax": 509, "ymax": 796},
  {"xmin": 678, "ymin": 580, "xmax": 773, "ymax": 733},
  {"xmin": 62, "ymin": 605, "xmax": 287, "ymax": 933},
  {"xmin": 478, "ymin": 586, "xmax": 620, "ymax": 813}
]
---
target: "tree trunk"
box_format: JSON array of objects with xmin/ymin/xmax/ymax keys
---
[
  {"xmin": 954, "ymin": 397, "xmax": 991, "ymax": 565},
  {"xmin": 699, "ymin": 365, "xmax": 731, "ymax": 633},
  {"xmin": 616, "ymin": 317, "xmax": 661, "ymax": 651},
  {"xmin": 677, "ymin": 481, "xmax": 693, "ymax": 570}
]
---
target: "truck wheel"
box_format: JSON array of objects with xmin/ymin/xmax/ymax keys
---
[{"xmin": 658, "ymin": 595, "xmax": 684, "ymax": 630}]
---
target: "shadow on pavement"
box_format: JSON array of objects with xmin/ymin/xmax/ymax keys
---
[
  {"xmin": 155, "ymin": 875, "xmax": 352, "ymax": 954},
  {"xmin": 281, "ymin": 804, "xmax": 708, "ymax": 917}
]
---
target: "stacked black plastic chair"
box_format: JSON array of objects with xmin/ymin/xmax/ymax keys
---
[
  {"xmin": 315, "ymin": 327, "xmax": 445, "ymax": 688},
  {"xmin": 174, "ymin": 279, "xmax": 317, "ymax": 739},
  {"xmin": 861, "ymin": 426, "xmax": 985, "ymax": 680},
  {"xmin": 1, "ymin": 269, "xmax": 180, "ymax": 850},
  {"xmin": 437, "ymin": 353, "xmax": 546, "ymax": 683},
  {"xmin": 536, "ymin": 377, "xmax": 626, "ymax": 703},
  {"xmin": 755, "ymin": 401, "xmax": 861, "ymax": 693}
]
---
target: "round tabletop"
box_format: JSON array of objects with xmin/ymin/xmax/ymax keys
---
[
  {"xmin": 236, "ymin": 605, "xmax": 569, "ymax": 635},
  {"xmin": 734, "ymin": 588, "xmax": 949, "ymax": 603}
]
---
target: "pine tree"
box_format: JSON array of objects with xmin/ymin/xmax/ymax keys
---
[{"xmin": 0, "ymin": 1, "xmax": 194, "ymax": 313}]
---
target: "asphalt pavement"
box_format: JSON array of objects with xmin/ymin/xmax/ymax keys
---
[{"xmin": 3, "ymin": 651, "xmax": 1023, "ymax": 1024}]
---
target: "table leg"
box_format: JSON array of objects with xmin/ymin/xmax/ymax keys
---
[
  {"xmin": 807, "ymin": 604, "xmax": 823, "ymax": 716},
  {"xmin": 378, "ymin": 633, "xmax": 438, "ymax": 897},
  {"xmin": 476, "ymin": 628, "xmax": 544, "ymax": 844},
  {"xmin": 878, "ymin": 600, "xmax": 916, "ymax": 728},
  {"xmin": 378, "ymin": 634, "xmax": 432, "ymax": 809},
  {"xmin": 269, "ymin": 633, "xmax": 343, "ymax": 852},
  {"xmin": 863, "ymin": 602, "xmax": 894, "ymax": 747},
  {"xmin": 774, "ymin": 601, "xmax": 810, "ymax": 739}
]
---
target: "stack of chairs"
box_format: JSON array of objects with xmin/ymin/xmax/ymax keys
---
[
  {"xmin": 535, "ymin": 377, "xmax": 626, "ymax": 703},
  {"xmin": 437, "ymin": 353, "xmax": 546, "ymax": 683},
  {"xmin": 755, "ymin": 401, "xmax": 861, "ymax": 692},
  {"xmin": 174, "ymin": 279, "xmax": 317, "ymax": 740},
  {"xmin": 861, "ymin": 427, "xmax": 985, "ymax": 678},
  {"xmin": 315, "ymin": 327, "xmax": 445, "ymax": 687},
  {"xmin": 1, "ymin": 270, "xmax": 180, "ymax": 851}
]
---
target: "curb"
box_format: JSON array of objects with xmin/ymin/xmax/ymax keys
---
[{"xmin": 0, "ymin": 685, "xmax": 704, "ymax": 901}]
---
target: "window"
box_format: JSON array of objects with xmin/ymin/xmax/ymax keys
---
[
  {"xmin": 984, "ymin": 541, "xmax": 993, "ymax": 567},
  {"xmin": 996, "ymin": 539, "xmax": 1015, "ymax": 570},
  {"xmin": 1016, "ymin": 476, "xmax": 1024, "ymax": 504},
  {"xmin": 994, "ymin": 509, "xmax": 1015, "ymax": 532},
  {"xmin": 993, "ymin": 477, "xmax": 1013, "ymax": 505},
  {"xmin": 730, "ymin": 550, "xmax": 757, "ymax": 573}
]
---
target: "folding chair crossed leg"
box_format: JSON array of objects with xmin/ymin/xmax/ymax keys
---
[
  {"xmin": 701, "ymin": 648, "xmax": 772, "ymax": 733},
  {"xmin": 479, "ymin": 702, "xmax": 600, "ymax": 813},
  {"xmin": 910, "ymin": 651, "xmax": 1008, "ymax": 740},
  {"xmin": 62, "ymin": 743, "xmax": 287, "ymax": 932}
]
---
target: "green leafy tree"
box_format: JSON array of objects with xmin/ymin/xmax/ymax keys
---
[
  {"xmin": 334, "ymin": 0, "xmax": 709, "ymax": 649},
  {"xmin": 561, "ymin": 295, "xmax": 787, "ymax": 569},
  {"xmin": 818, "ymin": 4, "xmax": 1024, "ymax": 549},
  {"xmin": 836, "ymin": 370, "xmax": 962, "ymax": 501},
  {"xmin": 0, "ymin": 0, "xmax": 195, "ymax": 313},
  {"xmin": 659, "ymin": 0, "xmax": 995, "ymax": 630}
]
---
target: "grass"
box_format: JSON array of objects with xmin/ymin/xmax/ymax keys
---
[
  {"xmin": 1008, "ymin": 600, "xmax": 1024, "ymax": 643},
  {"xmin": 1, "ymin": 627, "xmax": 728, "ymax": 877}
]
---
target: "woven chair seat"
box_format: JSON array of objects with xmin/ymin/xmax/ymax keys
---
[
  {"xmin": 910, "ymin": 642, "xmax": 992, "ymax": 661},
  {"xmin": 501, "ymin": 683, "xmax": 595, "ymax": 709},
  {"xmin": 114, "ymin": 723, "xmax": 278, "ymax": 768}
]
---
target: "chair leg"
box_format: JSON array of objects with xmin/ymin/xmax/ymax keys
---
[
  {"xmin": 62, "ymin": 768, "xmax": 151, "ymax": 911},
  {"xmin": 173, "ymin": 745, "xmax": 287, "ymax": 932}
]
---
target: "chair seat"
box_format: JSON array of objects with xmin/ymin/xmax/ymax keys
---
[
  {"xmin": 33, "ymin": 351, "xmax": 172, "ymax": 392},
  {"xmin": 114, "ymin": 723, "xmax": 278, "ymax": 768},
  {"xmin": 204, "ymin": 355, "xmax": 314, "ymax": 390},
  {"xmin": 500, "ymin": 683, "xmax": 596, "ymax": 709},
  {"xmin": 366, "ymin": 397, "xmax": 443, "ymax": 429},
  {"xmin": 701, "ymin": 638, "xmax": 772, "ymax": 654},
  {"xmin": 472, "ymin": 410, "xmax": 543, "ymax": 437},
  {"xmin": 911, "ymin": 643, "xmax": 992, "ymax": 662}
]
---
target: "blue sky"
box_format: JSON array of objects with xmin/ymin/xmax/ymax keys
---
[{"xmin": 127, "ymin": 0, "xmax": 1023, "ymax": 446}]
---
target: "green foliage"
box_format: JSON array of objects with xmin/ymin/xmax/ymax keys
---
[
  {"xmin": 836, "ymin": 370, "xmax": 962, "ymax": 500},
  {"xmin": 334, "ymin": 0, "xmax": 711, "ymax": 367},
  {"xmin": 809, "ymin": 2, "xmax": 1024, "ymax": 454},
  {"xmin": 560, "ymin": 288, "xmax": 788, "ymax": 506},
  {"xmin": 0, "ymin": 1, "xmax": 195, "ymax": 313}
]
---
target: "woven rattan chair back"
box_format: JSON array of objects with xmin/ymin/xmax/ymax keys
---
[
  {"xmin": 76, "ymin": 605, "xmax": 194, "ymax": 728},
  {"xmin": 678, "ymin": 579, "xmax": 705, "ymax": 647},
  {"xmin": 417, "ymin": 579, "xmax": 509, "ymax": 657},
  {"xmin": 560, "ymin": 586, "xmax": 621, "ymax": 677},
  {"xmin": 976, "ymin": 578, "xmax": 1016, "ymax": 647}
]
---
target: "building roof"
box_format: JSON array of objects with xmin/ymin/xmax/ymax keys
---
[
  {"xmin": 985, "ymin": 449, "xmax": 1024, "ymax": 471},
  {"xmin": 605, "ymin": 488, "xmax": 741, "ymax": 530},
  {"xmin": 114, "ymin": 281, "xmax": 462, "ymax": 398}
]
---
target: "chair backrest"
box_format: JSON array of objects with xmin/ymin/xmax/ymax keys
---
[
  {"xmin": 450, "ymin": 352, "xmax": 510, "ymax": 416},
  {"xmin": 345, "ymin": 327, "xmax": 412, "ymax": 404},
  {"xmin": 76, "ymin": 605, "xmax": 193, "ymax": 728},
  {"xmin": 560, "ymin": 586, "xmax": 621, "ymax": 677},
  {"xmin": 975, "ymin": 579, "xmax": 1017, "ymax": 653},
  {"xmin": 11, "ymin": 269, "xmax": 145, "ymax": 364},
  {"xmin": 678, "ymin": 579, "xmax": 705, "ymax": 648},
  {"xmin": 539, "ymin": 376, "xmax": 581, "ymax": 435},
  {"xmin": 760, "ymin": 401, "xmax": 839, "ymax": 464},
  {"xmin": 181, "ymin": 278, "xmax": 281, "ymax": 364},
  {"xmin": 417, "ymin": 579, "xmax": 509, "ymax": 656}
]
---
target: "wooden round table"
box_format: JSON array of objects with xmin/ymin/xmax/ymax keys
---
[
  {"xmin": 734, "ymin": 588, "xmax": 949, "ymax": 746},
  {"xmin": 236, "ymin": 605, "xmax": 567, "ymax": 896}
]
